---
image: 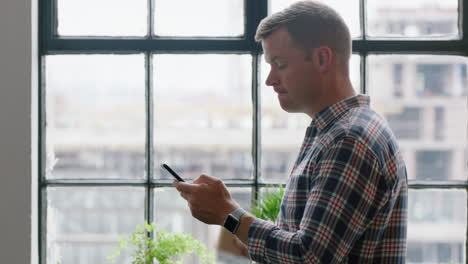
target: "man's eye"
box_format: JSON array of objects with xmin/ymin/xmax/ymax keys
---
[
  {"xmin": 275, "ymin": 62, "xmax": 286, "ymax": 69},
  {"xmin": 277, "ymin": 63, "xmax": 286, "ymax": 69}
]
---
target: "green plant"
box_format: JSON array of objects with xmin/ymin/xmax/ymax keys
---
[
  {"xmin": 251, "ymin": 185, "xmax": 285, "ymax": 222},
  {"xmin": 108, "ymin": 222, "xmax": 215, "ymax": 264}
]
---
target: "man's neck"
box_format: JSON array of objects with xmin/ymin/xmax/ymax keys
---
[{"xmin": 306, "ymin": 77, "xmax": 356, "ymax": 118}]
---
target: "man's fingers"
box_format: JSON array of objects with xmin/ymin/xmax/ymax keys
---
[
  {"xmin": 174, "ymin": 181, "xmax": 196, "ymax": 194},
  {"xmin": 180, "ymin": 191, "xmax": 189, "ymax": 201},
  {"xmin": 193, "ymin": 174, "xmax": 220, "ymax": 184}
]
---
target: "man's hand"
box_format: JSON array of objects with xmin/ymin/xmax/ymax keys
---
[{"xmin": 174, "ymin": 174, "xmax": 240, "ymax": 225}]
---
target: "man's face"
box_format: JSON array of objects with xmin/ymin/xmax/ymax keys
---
[{"xmin": 262, "ymin": 28, "xmax": 323, "ymax": 115}]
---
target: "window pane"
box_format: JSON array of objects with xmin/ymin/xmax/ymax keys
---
[
  {"xmin": 47, "ymin": 187, "xmax": 144, "ymax": 264},
  {"xmin": 368, "ymin": 55, "xmax": 467, "ymax": 181},
  {"xmin": 350, "ymin": 55, "xmax": 361, "ymax": 93},
  {"xmin": 408, "ymin": 190, "xmax": 466, "ymax": 263},
  {"xmin": 260, "ymin": 55, "xmax": 361, "ymax": 182},
  {"xmin": 255, "ymin": 187, "xmax": 284, "ymax": 222},
  {"xmin": 153, "ymin": 187, "xmax": 251, "ymax": 264},
  {"xmin": 153, "ymin": 55, "xmax": 252, "ymax": 180},
  {"xmin": 45, "ymin": 55, "xmax": 146, "ymax": 179},
  {"xmin": 367, "ymin": 0, "xmax": 458, "ymax": 38},
  {"xmin": 57, "ymin": 0, "xmax": 147, "ymax": 36},
  {"xmin": 154, "ymin": 0, "xmax": 244, "ymax": 37},
  {"xmin": 269, "ymin": 0, "xmax": 361, "ymax": 38}
]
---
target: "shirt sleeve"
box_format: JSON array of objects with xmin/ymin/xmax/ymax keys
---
[{"xmin": 247, "ymin": 136, "xmax": 391, "ymax": 264}]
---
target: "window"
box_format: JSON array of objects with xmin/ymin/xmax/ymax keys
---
[
  {"xmin": 385, "ymin": 107, "xmax": 421, "ymax": 139},
  {"xmin": 393, "ymin": 63, "xmax": 404, "ymax": 97},
  {"xmin": 416, "ymin": 151, "xmax": 453, "ymax": 180},
  {"xmin": 417, "ymin": 64, "xmax": 452, "ymax": 96},
  {"xmin": 435, "ymin": 106, "xmax": 445, "ymax": 140},
  {"xmin": 461, "ymin": 64, "xmax": 468, "ymax": 96},
  {"xmin": 40, "ymin": 0, "xmax": 468, "ymax": 263}
]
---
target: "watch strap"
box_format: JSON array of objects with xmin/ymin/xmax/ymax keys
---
[{"xmin": 230, "ymin": 208, "xmax": 246, "ymax": 220}]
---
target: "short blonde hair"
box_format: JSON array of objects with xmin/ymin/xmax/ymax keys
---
[{"xmin": 256, "ymin": 1, "xmax": 351, "ymax": 69}]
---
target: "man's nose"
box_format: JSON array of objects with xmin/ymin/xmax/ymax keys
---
[{"xmin": 265, "ymin": 70, "xmax": 279, "ymax": 87}]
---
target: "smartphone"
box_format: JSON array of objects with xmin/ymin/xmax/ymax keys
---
[{"xmin": 161, "ymin": 163, "xmax": 185, "ymax": 182}]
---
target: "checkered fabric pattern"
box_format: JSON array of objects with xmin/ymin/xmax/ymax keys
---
[{"xmin": 248, "ymin": 95, "xmax": 408, "ymax": 264}]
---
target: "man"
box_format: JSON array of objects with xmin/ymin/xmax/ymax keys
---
[{"xmin": 175, "ymin": 1, "xmax": 408, "ymax": 263}]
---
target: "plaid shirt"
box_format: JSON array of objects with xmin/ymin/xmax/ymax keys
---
[{"xmin": 248, "ymin": 95, "xmax": 408, "ymax": 264}]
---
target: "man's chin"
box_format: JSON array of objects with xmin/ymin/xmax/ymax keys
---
[{"xmin": 278, "ymin": 101, "xmax": 301, "ymax": 113}]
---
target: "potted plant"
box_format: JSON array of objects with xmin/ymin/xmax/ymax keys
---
[
  {"xmin": 108, "ymin": 222, "xmax": 215, "ymax": 264},
  {"xmin": 251, "ymin": 185, "xmax": 285, "ymax": 223}
]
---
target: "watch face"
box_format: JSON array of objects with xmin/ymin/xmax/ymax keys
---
[{"xmin": 224, "ymin": 215, "xmax": 238, "ymax": 233}]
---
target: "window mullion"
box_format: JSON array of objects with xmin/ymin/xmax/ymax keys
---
[
  {"xmin": 252, "ymin": 52, "xmax": 261, "ymax": 203},
  {"xmin": 148, "ymin": 0, "xmax": 153, "ymax": 38},
  {"xmin": 408, "ymin": 180, "xmax": 468, "ymax": 189},
  {"xmin": 145, "ymin": 52, "xmax": 154, "ymax": 226},
  {"xmin": 247, "ymin": 0, "xmax": 267, "ymax": 206},
  {"xmin": 38, "ymin": 52, "xmax": 47, "ymax": 264},
  {"xmin": 463, "ymin": 2, "xmax": 468, "ymax": 262},
  {"xmin": 458, "ymin": 0, "xmax": 468, "ymax": 56},
  {"xmin": 360, "ymin": 0, "xmax": 367, "ymax": 40},
  {"xmin": 39, "ymin": 188, "xmax": 47, "ymax": 264},
  {"xmin": 462, "ymin": 0, "xmax": 468, "ymax": 44},
  {"xmin": 361, "ymin": 53, "xmax": 367, "ymax": 95},
  {"xmin": 39, "ymin": 0, "xmax": 56, "ymax": 53}
]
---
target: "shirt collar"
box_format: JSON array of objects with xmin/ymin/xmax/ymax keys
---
[{"xmin": 310, "ymin": 94, "xmax": 370, "ymax": 131}]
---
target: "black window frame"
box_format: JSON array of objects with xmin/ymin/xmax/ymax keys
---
[{"xmin": 38, "ymin": 0, "xmax": 468, "ymax": 263}]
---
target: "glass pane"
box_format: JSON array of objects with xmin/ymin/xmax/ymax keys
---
[
  {"xmin": 408, "ymin": 189, "xmax": 466, "ymax": 263},
  {"xmin": 154, "ymin": 0, "xmax": 244, "ymax": 37},
  {"xmin": 368, "ymin": 55, "xmax": 467, "ymax": 181},
  {"xmin": 350, "ymin": 55, "xmax": 361, "ymax": 94},
  {"xmin": 260, "ymin": 55, "xmax": 361, "ymax": 182},
  {"xmin": 253, "ymin": 186, "xmax": 284, "ymax": 223},
  {"xmin": 367, "ymin": 0, "xmax": 458, "ymax": 38},
  {"xmin": 47, "ymin": 187, "xmax": 144, "ymax": 264},
  {"xmin": 153, "ymin": 187, "xmax": 252, "ymax": 264},
  {"xmin": 57, "ymin": 0, "xmax": 147, "ymax": 36},
  {"xmin": 269, "ymin": 0, "xmax": 361, "ymax": 38},
  {"xmin": 153, "ymin": 55, "xmax": 252, "ymax": 180},
  {"xmin": 46, "ymin": 55, "xmax": 146, "ymax": 179}
]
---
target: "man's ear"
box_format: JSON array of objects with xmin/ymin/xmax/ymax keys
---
[{"xmin": 312, "ymin": 46, "xmax": 333, "ymax": 73}]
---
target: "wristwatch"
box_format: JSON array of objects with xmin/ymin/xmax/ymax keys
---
[{"xmin": 223, "ymin": 208, "xmax": 246, "ymax": 234}]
